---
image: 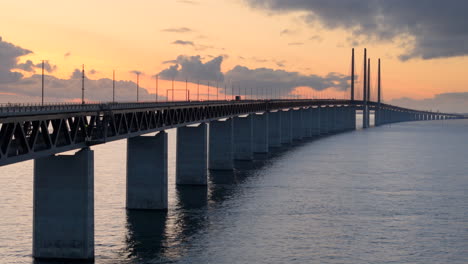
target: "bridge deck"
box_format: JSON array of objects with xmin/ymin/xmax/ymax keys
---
[{"xmin": 0, "ymin": 99, "xmax": 462, "ymax": 167}]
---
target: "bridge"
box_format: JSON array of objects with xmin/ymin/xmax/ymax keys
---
[
  {"xmin": 0, "ymin": 98, "xmax": 463, "ymax": 260},
  {"xmin": 1, "ymin": 47, "xmax": 466, "ymax": 260}
]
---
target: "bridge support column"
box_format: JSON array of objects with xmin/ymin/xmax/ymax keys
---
[
  {"xmin": 292, "ymin": 109, "xmax": 303, "ymax": 141},
  {"xmin": 311, "ymin": 107, "xmax": 321, "ymax": 136},
  {"xmin": 350, "ymin": 106, "xmax": 356, "ymax": 130},
  {"xmin": 209, "ymin": 119, "xmax": 234, "ymax": 170},
  {"xmin": 320, "ymin": 107, "xmax": 328, "ymax": 134},
  {"xmin": 253, "ymin": 113, "xmax": 269, "ymax": 153},
  {"xmin": 328, "ymin": 107, "xmax": 335, "ymax": 133},
  {"xmin": 303, "ymin": 108, "xmax": 313, "ymax": 138},
  {"xmin": 363, "ymin": 106, "xmax": 369, "ymax": 129},
  {"xmin": 268, "ymin": 111, "xmax": 282, "ymax": 148},
  {"xmin": 336, "ymin": 107, "xmax": 344, "ymax": 131},
  {"xmin": 127, "ymin": 132, "xmax": 168, "ymax": 210},
  {"xmin": 234, "ymin": 115, "xmax": 254, "ymax": 160},
  {"xmin": 176, "ymin": 123, "xmax": 208, "ymax": 185},
  {"xmin": 33, "ymin": 148, "xmax": 94, "ymax": 260},
  {"xmin": 280, "ymin": 110, "xmax": 292, "ymax": 144},
  {"xmin": 375, "ymin": 108, "xmax": 380, "ymax": 126}
]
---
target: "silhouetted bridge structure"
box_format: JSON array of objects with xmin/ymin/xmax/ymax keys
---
[
  {"xmin": 0, "ymin": 98, "xmax": 464, "ymax": 260},
  {"xmin": 2, "ymin": 47, "xmax": 467, "ymax": 260}
]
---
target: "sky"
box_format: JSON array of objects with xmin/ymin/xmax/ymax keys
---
[{"xmin": 1, "ymin": 0, "xmax": 468, "ymax": 112}]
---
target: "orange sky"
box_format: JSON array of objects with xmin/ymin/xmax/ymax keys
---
[{"xmin": 1, "ymin": 0, "xmax": 468, "ymax": 101}]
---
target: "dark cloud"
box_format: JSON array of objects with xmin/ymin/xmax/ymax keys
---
[
  {"xmin": 0, "ymin": 37, "xmax": 32, "ymax": 83},
  {"xmin": 40, "ymin": 61, "xmax": 57, "ymax": 72},
  {"xmin": 70, "ymin": 69, "xmax": 83, "ymax": 79},
  {"xmin": 158, "ymin": 55, "xmax": 224, "ymax": 82},
  {"xmin": 64, "ymin": 52, "xmax": 71, "ymax": 58},
  {"xmin": 16, "ymin": 60, "xmax": 57, "ymax": 73},
  {"xmin": 88, "ymin": 69, "xmax": 98, "ymax": 75},
  {"xmin": 162, "ymin": 27, "xmax": 193, "ymax": 33},
  {"xmin": 172, "ymin": 40, "xmax": 195, "ymax": 46},
  {"xmin": 225, "ymin": 66, "xmax": 349, "ymax": 95},
  {"xmin": 246, "ymin": 0, "xmax": 468, "ymax": 60},
  {"xmin": 390, "ymin": 93, "xmax": 468, "ymax": 113},
  {"xmin": 16, "ymin": 60, "xmax": 35, "ymax": 72},
  {"xmin": 158, "ymin": 54, "xmax": 349, "ymax": 95}
]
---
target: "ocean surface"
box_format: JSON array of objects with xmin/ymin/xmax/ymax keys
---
[{"xmin": 0, "ymin": 118, "xmax": 467, "ymax": 264}]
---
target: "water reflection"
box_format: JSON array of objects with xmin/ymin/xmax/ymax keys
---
[
  {"xmin": 125, "ymin": 210, "xmax": 168, "ymax": 262},
  {"xmin": 122, "ymin": 143, "xmax": 316, "ymax": 263}
]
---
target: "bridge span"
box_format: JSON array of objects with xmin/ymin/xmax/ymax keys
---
[{"xmin": 0, "ymin": 99, "xmax": 463, "ymax": 260}]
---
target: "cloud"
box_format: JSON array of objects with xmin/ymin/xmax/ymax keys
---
[
  {"xmin": 172, "ymin": 40, "xmax": 195, "ymax": 46},
  {"xmin": 162, "ymin": 27, "xmax": 193, "ymax": 33},
  {"xmin": 275, "ymin": 60, "xmax": 285, "ymax": 67},
  {"xmin": 245, "ymin": 0, "xmax": 468, "ymax": 60},
  {"xmin": 280, "ymin": 29, "xmax": 296, "ymax": 36},
  {"xmin": 129, "ymin": 70, "xmax": 143, "ymax": 76},
  {"xmin": 1, "ymin": 71, "xmax": 157, "ymax": 103},
  {"xmin": 158, "ymin": 55, "xmax": 224, "ymax": 81},
  {"xmin": 0, "ymin": 37, "xmax": 32, "ymax": 83},
  {"xmin": 225, "ymin": 66, "xmax": 349, "ymax": 95},
  {"xmin": 309, "ymin": 35, "xmax": 323, "ymax": 42},
  {"xmin": 158, "ymin": 54, "xmax": 349, "ymax": 95},
  {"xmin": 16, "ymin": 60, "xmax": 57, "ymax": 73},
  {"xmin": 389, "ymin": 93, "xmax": 468, "ymax": 113},
  {"xmin": 288, "ymin": 42, "xmax": 304, "ymax": 46},
  {"xmin": 177, "ymin": 0, "xmax": 198, "ymax": 4},
  {"xmin": 64, "ymin": 52, "xmax": 71, "ymax": 58},
  {"xmin": 0, "ymin": 37, "xmax": 158, "ymax": 103},
  {"xmin": 88, "ymin": 69, "xmax": 98, "ymax": 75}
]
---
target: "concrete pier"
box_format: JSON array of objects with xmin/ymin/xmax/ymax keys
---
[
  {"xmin": 280, "ymin": 110, "xmax": 292, "ymax": 144},
  {"xmin": 268, "ymin": 111, "xmax": 282, "ymax": 148},
  {"xmin": 253, "ymin": 113, "xmax": 269, "ymax": 153},
  {"xmin": 302, "ymin": 108, "xmax": 313, "ymax": 138},
  {"xmin": 292, "ymin": 109, "xmax": 304, "ymax": 141},
  {"xmin": 176, "ymin": 123, "xmax": 208, "ymax": 185},
  {"xmin": 320, "ymin": 107, "xmax": 328, "ymax": 134},
  {"xmin": 327, "ymin": 106, "xmax": 334, "ymax": 133},
  {"xmin": 209, "ymin": 119, "xmax": 234, "ymax": 170},
  {"xmin": 234, "ymin": 115, "xmax": 254, "ymax": 160},
  {"xmin": 126, "ymin": 132, "xmax": 168, "ymax": 210},
  {"xmin": 311, "ymin": 107, "xmax": 321, "ymax": 136},
  {"xmin": 33, "ymin": 148, "xmax": 94, "ymax": 260}
]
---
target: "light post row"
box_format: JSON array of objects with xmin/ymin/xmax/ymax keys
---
[{"xmin": 38, "ymin": 63, "xmax": 346, "ymax": 105}]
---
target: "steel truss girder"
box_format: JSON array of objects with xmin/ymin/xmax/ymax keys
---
[{"xmin": 0, "ymin": 100, "xmax": 461, "ymax": 166}]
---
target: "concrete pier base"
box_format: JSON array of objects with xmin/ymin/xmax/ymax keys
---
[
  {"xmin": 176, "ymin": 123, "xmax": 208, "ymax": 185},
  {"xmin": 253, "ymin": 113, "xmax": 269, "ymax": 153},
  {"xmin": 280, "ymin": 110, "xmax": 292, "ymax": 144},
  {"xmin": 234, "ymin": 115, "xmax": 254, "ymax": 160},
  {"xmin": 268, "ymin": 111, "xmax": 282, "ymax": 148},
  {"xmin": 209, "ymin": 119, "xmax": 234, "ymax": 170},
  {"xmin": 33, "ymin": 148, "xmax": 94, "ymax": 260},
  {"xmin": 292, "ymin": 109, "xmax": 304, "ymax": 141},
  {"xmin": 127, "ymin": 131, "xmax": 168, "ymax": 210}
]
